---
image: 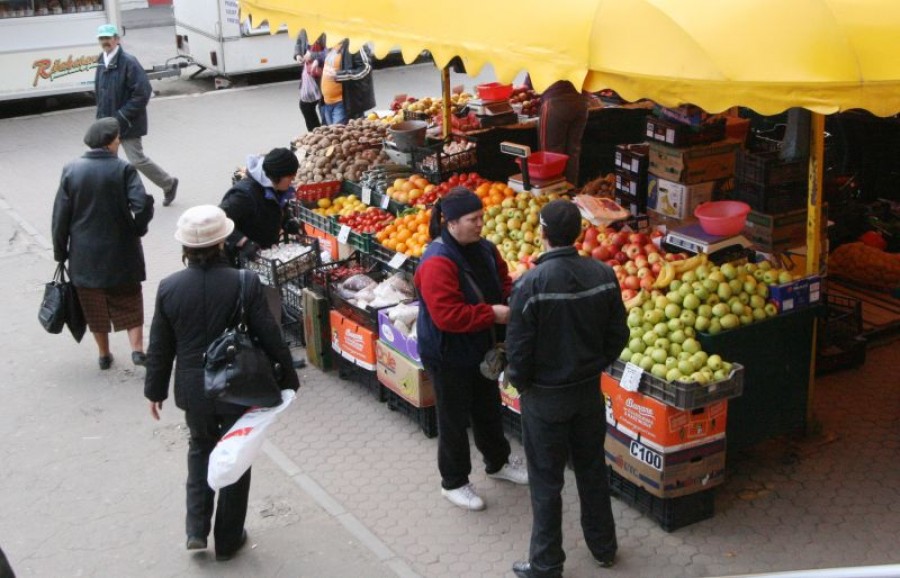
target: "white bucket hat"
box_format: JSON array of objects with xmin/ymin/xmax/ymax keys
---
[{"xmin": 174, "ymin": 205, "xmax": 235, "ymax": 248}]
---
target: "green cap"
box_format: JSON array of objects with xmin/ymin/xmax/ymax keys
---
[{"xmin": 97, "ymin": 23, "xmax": 119, "ymax": 38}]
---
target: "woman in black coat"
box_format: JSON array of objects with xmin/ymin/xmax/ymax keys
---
[{"xmin": 144, "ymin": 205, "xmax": 300, "ymax": 561}]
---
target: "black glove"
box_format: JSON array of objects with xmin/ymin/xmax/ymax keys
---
[
  {"xmin": 239, "ymin": 240, "xmax": 260, "ymax": 261},
  {"xmin": 282, "ymin": 218, "xmax": 301, "ymax": 236}
]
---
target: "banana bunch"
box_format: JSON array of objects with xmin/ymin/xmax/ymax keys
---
[
  {"xmin": 624, "ymin": 290, "xmax": 647, "ymax": 310},
  {"xmin": 653, "ymin": 253, "xmax": 708, "ymax": 290}
]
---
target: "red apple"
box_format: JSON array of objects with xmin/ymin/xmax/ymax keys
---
[
  {"xmin": 608, "ymin": 261, "xmax": 621, "ymax": 269},
  {"xmin": 614, "ymin": 251, "xmax": 629, "ymax": 264},
  {"xmin": 647, "ymin": 252, "xmax": 662, "ymax": 264},
  {"xmin": 623, "ymin": 275, "xmax": 640, "ymax": 291},
  {"xmin": 634, "ymin": 255, "xmax": 649, "ymax": 269},
  {"xmin": 664, "ymin": 253, "xmax": 677, "ymax": 261},
  {"xmin": 583, "ymin": 240, "xmax": 596, "ymax": 253},
  {"xmin": 651, "ymin": 262, "xmax": 663, "ymax": 275},
  {"xmin": 592, "ymin": 245, "xmax": 613, "ymax": 261},
  {"xmin": 629, "ymin": 233, "xmax": 649, "ymax": 246},
  {"xmin": 640, "ymin": 276, "xmax": 655, "ymax": 290},
  {"xmin": 610, "ymin": 232, "xmax": 629, "ymax": 247},
  {"xmin": 623, "ymin": 243, "xmax": 644, "ymax": 259},
  {"xmin": 584, "ymin": 227, "xmax": 599, "ymax": 246},
  {"xmin": 636, "ymin": 267, "xmax": 651, "ymax": 278},
  {"xmin": 644, "ymin": 243, "xmax": 660, "ymax": 255},
  {"xmin": 621, "ymin": 289, "xmax": 637, "ymax": 301}
]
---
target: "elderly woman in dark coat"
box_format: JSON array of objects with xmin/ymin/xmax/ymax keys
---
[
  {"xmin": 51, "ymin": 117, "xmax": 154, "ymax": 370},
  {"xmin": 144, "ymin": 205, "xmax": 300, "ymax": 561}
]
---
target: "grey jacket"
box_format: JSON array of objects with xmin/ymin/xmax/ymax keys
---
[{"xmin": 52, "ymin": 149, "xmax": 154, "ymax": 288}]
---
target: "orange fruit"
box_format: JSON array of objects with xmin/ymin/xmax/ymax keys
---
[{"xmin": 395, "ymin": 242, "xmax": 407, "ymax": 254}]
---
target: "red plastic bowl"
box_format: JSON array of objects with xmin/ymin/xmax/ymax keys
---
[
  {"xmin": 475, "ymin": 82, "xmax": 513, "ymax": 101},
  {"xmin": 517, "ymin": 151, "xmax": 569, "ymax": 180},
  {"xmin": 694, "ymin": 201, "xmax": 751, "ymax": 237}
]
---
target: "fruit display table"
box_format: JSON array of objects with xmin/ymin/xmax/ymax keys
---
[{"xmin": 698, "ymin": 305, "xmax": 822, "ymax": 453}]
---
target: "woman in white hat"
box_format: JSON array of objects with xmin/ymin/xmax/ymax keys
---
[{"xmin": 144, "ymin": 205, "xmax": 300, "ymax": 561}]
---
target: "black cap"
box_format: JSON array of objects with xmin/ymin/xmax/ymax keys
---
[
  {"xmin": 262, "ymin": 147, "xmax": 300, "ymax": 180},
  {"xmin": 540, "ymin": 199, "xmax": 582, "ymax": 247},
  {"xmin": 84, "ymin": 117, "xmax": 120, "ymax": 149}
]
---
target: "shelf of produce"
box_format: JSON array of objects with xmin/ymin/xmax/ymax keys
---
[
  {"xmin": 606, "ymin": 360, "xmax": 744, "ymax": 411},
  {"xmin": 370, "ymin": 242, "xmax": 421, "ymax": 274},
  {"xmin": 697, "ymin": 306, "xmax": 821, "ymax": 453},
  {"xmin": 303, "ymin": 253, "xmax": 380, "ymax": 297}
]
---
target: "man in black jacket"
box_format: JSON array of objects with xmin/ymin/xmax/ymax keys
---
[
  {"xmin": 506, "ymin": 200, "xmax": 629, "ymax": 578},
  {"xmin": 318, "ymin": 39, "xmax": 376, "ymax": 124},
  {"xmin": 95, "ymin": 23, "xmax": 179, "ymax": 206}
]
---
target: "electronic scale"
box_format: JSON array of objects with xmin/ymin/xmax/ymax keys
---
[
  {"xmin": 500, "ymin": 141, "xmax": 573, "ymax": 194},
  {"xmin": 664, "ymin": 223, "xmax": 754, "ymax": 264}
]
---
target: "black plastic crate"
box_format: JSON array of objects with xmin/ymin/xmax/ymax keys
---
[
  {"xmin": 240, "ymin": 235, "xmax": 321, "ymax": 287},
  {"xmin": 329, "ymin": 270, "xmax": 391, "ymax": 331},
  {"xmin": 303, "ymin": 252, "xmax": 379, "ymax": 297},
  {"xmin": 336, "ymin": 355, "xmax": 386, "ymax": 402},
  {"xmin": 386, "ymin": 388, "xmax": 437, "ymax": 438},
  {"xmin": 412, "ymin": 137, "xmax": 478, "ymax": 184},
  {"xmin": 607, "ymin": 360, "xmax": 744, "ymax": 411},
  {"xmin": 736, "ymin": 149, "xmax": 807, "ymax": 187},
  {"xmin": 607, "ymin": 467, "xmax": 715, "ymax": 532},
  {"xmin": 281, "ymin": 279, "xmax": 304, "ymax": 317},
  {"xmin": 816, "ymin": 336, "xmax": 867, "ymax": 375},
  {"xmin": 291, "ymin": 202, "xmax": 335, "ymax": 235},
  {"xmin": 501, "ymin": 406, "xmax": 522, "ymax": 441},
  {"xmin": 615, "ymin": 169, "xmax": 648, "ymax": 198},
  {"xmin": 329, "ymin": 217, "xmax": 376, "ymax": 253},
  {"xmin": 733, "ymin": 182, "xmax": 808, "ymax": 214},
  {"xmin": 817, "ymin": 293, "xmax": 863, "ymax": 349},
  {"xmin": 280, "ymin": 311, "xmax": 304, "ymax": 348}
]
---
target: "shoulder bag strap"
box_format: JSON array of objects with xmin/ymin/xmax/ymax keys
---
[
  {"xmin": 237, "ymin": 269, "xmax": 250, "ymax": 330},
  {"xmin": 461, "ymin": 269, "xmax": 498, "ymax": 346}
]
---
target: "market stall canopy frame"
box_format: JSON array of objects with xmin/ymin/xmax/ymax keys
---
[{"xmin": 240, "ymin": 0, "xmax": 900, "ymax": 117}]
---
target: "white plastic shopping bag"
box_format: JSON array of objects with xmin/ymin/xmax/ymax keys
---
[{"xmin": 207, "ymin": 389, "xmax": 296, "ymax": 491}]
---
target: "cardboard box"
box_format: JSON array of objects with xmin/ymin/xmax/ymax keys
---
[
  {"xmin": 604, "ymin": 424, "xmax": 726, "ymax": 498},
  {"xmin": 649, "ymin": 140, "xmax": 739, "ymax": 184},
  {"xmin": 377, "ymin": 304, "xmax": 421, "ymax": 364},
  {"xmin": 769, "ymin": 275, "xmax": 822, "ymax": 313},
  {"xmin": 614, "ymin": 143, "xmax": 649, "ymax": 177},
  {"xmin": 302, "ymin": 288, "xmax": 332, "ymax": 371},
  {"xmin": 601, "ymin": 372, "xmax": 728, "ymax": 452},
  {"xmin": 499, "ymin": 382, "xmax": 521, "ymax": 413},
  {"xmin": 647, "ymin": 176, "xmax": 716, "ymax": 220},
  {"xmin": 330, "ymin": 309, "xmax": 378, "ymax": 370},
  {"xmin": 375, "ymin": 340, "xmax": 435, "ymax": 407},
  {"xmin": 304, "ymin": 223, "xmax": 353, "ymax": 261},
  {"xmin": 615, "ymin": 169, "xmax": 647, "ymax": 197}
]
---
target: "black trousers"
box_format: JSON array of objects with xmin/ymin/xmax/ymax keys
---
[
  {"xmin": 520, "ymin": 383, "xmax": 617, "ymax": 575},
  {"xmin": 299, "ymin": 99, "xmax": 322, "ymax": 132},
  {"xmin": 426, "ymin": 363, "xmax": 511, "ymax": 490},
  {"xmin": 184, "ymin": 411, "xmax": 251, "ymax": 555}
]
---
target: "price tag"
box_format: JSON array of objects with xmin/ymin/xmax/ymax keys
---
[
  {"xmin": 337, "ymin": 225, "xmax": 351, "ymax": 244},
  {"xmin": 619, "ymin": 362, "xmax": 643, "ymax": 392},
  {"xmin": 362, "ymin": 185, "xmax": 372, "ymax": 205},
  {"xmin": 388, "ymin": 252, "xmax": 408, "ymax": 270},
  {"xmin": 380, "ymin": 194, "xmax": 391, "ymax": 210}
]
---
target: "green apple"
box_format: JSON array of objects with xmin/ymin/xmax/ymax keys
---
[
  {"xmin": 717, "ymin": 283, "xmax": 733, "ymax": 300},
  {"xmin": 712, "ymin": 303, "xmax": 730, "ymax": 318},
  {"xmin": 758, "ymin": 261, "xmax": 772, "ymax": 271},
  {"xmin": 740, "ymin": 313, "xmax": 754, "ymax": 326},
  {"xmin": 654, "ymin": 338, "xmax": 671, "ymax": 351},
  {"xmin": 756, "ymin": 284, "xmax": 769, "ymax": 299},
  {"xmin": 691, "ymin": 371, "xmax": 710, "ymax": 385},
  {"xmin": 707, "ymin": 354, "xmax": 723, "ymax": 371},
  {"xmin": 708, "ymin": 318, "xmax": 722, "ymax": 335},
  {"xmin": 697, "ymin": 304, "xmax": 713, "ymax": 319},
  {"xmin": 709, "ymin": 271, "xmax": 726, "ymax": 283},
  {"xmin": 651, "ymin": 364, "xmax": 668, "ymax": 378},
  {"xmin": 639, "ymin": 356, "xmax": 654, "ymax": 371},
  {"xmin": 706, "ymin": 294, "xmax": 721, "ymax": 306},
  {"xmin": 778, "ymin": 271, "xmax": 793, "ymax": 284},
  {"xmin": 694, "ymin": 315, "xmax": 711, "ymax": 332},
  {"xmin": 753, "ymin": 269, "xmax": 766, "ymax": 281},
  {"xmin": 666, "ymin": 368, "xmax": 683, "ymax": 382},
  {"xmin": 752, "ymin": 307, "xmax": 767, "ymax": 321},
  {"xmin": 664, "ymin": 303, "xmax": 682, "ymax": 320},
  {"xmin": 667, "ymin": 318, "xmax": 685, "ymax": 332},
  {"xmin": 629, "ymin": 337, "xmax": 646, "ymax": 353},
  {"xmin": 679, "ymin": 310, "xmax": 697, "ymax": 327},
  {"xmin": 703, "ymin": 279, "xmax": 719, "ymax": 293},
  {"xmin": 682, "ymin": 338, "xmax": 700, "ymax": 354},
  {"xmin": 630, "ymin": 352, "xmax": 643, "ymax": 366},
  {"xmin": 763, "ymin": 271, "xmax": 778, "ymax": 285},
  {"xmin": 619, "ymin": 348, "xmax": 633, "ymax": 362},
  {"xmin": 665, "ymin": 357, "xmax": 678, "ymax": 370},
  {"xmin": 655, "ymin": 296, "xmax": 671, "ymax": 309},
  {"xmin": 729, "ymin": 279, "xmax": 743, "ymax": 295},
  {"xmin": 669, "ymin": 329, "xmax": 686, "ymax": 344},
  {"xmin": 669, "ymin": 280, "xmax": 683, "ymax": 292},
  {"xmin": 677, "ymin": 360, "xmax": 694, "ymax": 376},
  {"xmin": 682, "ymin": 294, "xmax": 701, "ymax": 311},
  {"xmin": 669, "ymin": 343, "xmax": 683, "ymax": 357},
  {"xmin": 681, "ymin": 271, "xmax": 697, "ymax": 284},
  {"xmin": 690, "ymin": 351, "xmax": 709, "ymax": 368},
  {"xmin": 654, "ymin": 322, "xmax": 670, "ymax": 337},
  {"xmin": 765, "ymin": 303, "xmax": 779, "ymax": 317},
  {"xmin": 731, "ymin": 300, "xmax": 745, "ymax": 315},
  {"xmin": 713, "ymin": 368, "xmax": 728, "ymax": 381},
  {"xmin": 666, "ymin": 290, "xmax": 684, "ymax": 306},
  {"xmin": 650, "ymin": 347, "xmax": 668, "ymax": 364},
  {"xmin": 743, "ymin": 276, "xmax": 758, "ymax": 293},
  {"xmin": 750, "ymin": 295, "xmax": 766, "ymax": 309},
  {"xmin": 684, "ymin": 326, "xmax": 696, "ymax": 338},
  {"xmin": 692, "ymin": 286, "xmax": 710, "ymax": 302},
  {"xmin": 695, "ymin": 265, "xmax": 709, "ymax": 280},
  {"xmin": 720, "ymin": 313, "xmax": 740, "ymax": 330},
  {"xmin": 721, "ymin": 263, "xmax": 738, "ymax": 280}
]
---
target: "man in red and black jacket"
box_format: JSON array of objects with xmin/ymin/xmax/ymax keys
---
[{"xmin": 414, "ymin": 188, "xmax": 528, "ymax": 512}]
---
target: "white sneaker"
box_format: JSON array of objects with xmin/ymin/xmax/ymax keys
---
[
  {"xmin": 488, "ymin": 455, "xmax": 529, "ymax": 485},
  {"xmin": 441, "ymin": 483, "xmax": 485, "ymax": 511}
]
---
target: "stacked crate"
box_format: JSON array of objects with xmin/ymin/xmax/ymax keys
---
[
  {"xmin": 644, "ymin": 107, "xmax": 739, "ymax": 225},
  {"xmin": 600, "ymin": 358, "xmax": 744, "ymax": 531},
  {"xmin": 614, "ymin": 143, "xmax": 650, "ymax": 217}
]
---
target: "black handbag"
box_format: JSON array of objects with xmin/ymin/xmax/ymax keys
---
[
  {"xmin": 38, "ymin": 263, "xmax": 71, "ymax": 334},
  {"xmin": 203, "ymin": 270, "xmax": 283, "ymax": 408}
]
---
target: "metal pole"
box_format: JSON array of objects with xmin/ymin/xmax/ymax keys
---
[
  {"xmin": 442, "ymin": 66, "xmax": 451, "ymax": 140},
  {"xmin": 805, "ymin": 112, "xmax": 826, "ymax": 433}
]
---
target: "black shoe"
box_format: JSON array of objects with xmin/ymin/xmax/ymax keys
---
[
  {"xmin": 186, "ymin": 536, "xmax": 207, "ymax": 550},
  {"xmin": 163, "ymin": 178, "xmax": 178, "ymax": 207},
  {"xmin": 512, "ymin": 561, "xmax": 562, "ymax": 578},
  {"xmin": 594, "ymin": 556, "xmax": 616, "ymax": 568},
  {"xmin": 215, "ymin": 530, "xmax": 247, "ymax": 562},
  {"xmin": 132, "ymin": 351, "xmax": 147, "ymax": 366},
  {"xmin": 98, "ymin": 354, "xmax": 114, "ymax": 370}
]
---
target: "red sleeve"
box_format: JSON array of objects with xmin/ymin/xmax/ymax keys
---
[
  {"xmin": 414, "ymin": 256, "xmax": 496, "ymax": 333},
  {"xmin": 493, "ymin": 246, "xmax": 512, "ymax": 302}
]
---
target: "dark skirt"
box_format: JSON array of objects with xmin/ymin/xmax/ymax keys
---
[{"xmin": 76, "ymin": 284, "xmax": 144, "ymax": 333}]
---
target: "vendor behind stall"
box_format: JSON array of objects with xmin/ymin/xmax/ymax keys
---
[{"xmin": 539, "ymin": 80, "xmax": 589, "ymax": 186}]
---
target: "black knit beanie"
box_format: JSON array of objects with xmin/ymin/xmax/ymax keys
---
[{"xmin": 262, "ymin": 147, "xmax": 300, "ymax": 180}]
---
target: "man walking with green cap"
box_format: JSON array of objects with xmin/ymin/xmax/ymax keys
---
[{"xmin": 95, "ymin": 23, "xmax": 179, "ymax": 207}]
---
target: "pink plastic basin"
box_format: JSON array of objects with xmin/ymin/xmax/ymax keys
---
[
  {"xmin": 694, "ymin": 200, "xmax": 751, "ymax": 237},
  {"xmin": 517, "ymin": 151, "xmax": 569, "ymax": 180}
]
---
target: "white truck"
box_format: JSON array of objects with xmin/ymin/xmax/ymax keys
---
[
  {"xmin": 173, "ymin": 0, "xmax": 295, "ymax": 79},
  {"xmin": 0, "ymin": 0, "xmax": 121, "ymax": 101}
]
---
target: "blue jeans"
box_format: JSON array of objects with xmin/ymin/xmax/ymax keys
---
[{"xmin": 320, "ymin": 101, "xmax": 347, "ymax": 125}]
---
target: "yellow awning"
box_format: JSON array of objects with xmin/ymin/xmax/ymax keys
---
[{"xmin": 242, "ymin": 0, "xmax": 900, "ymax": 116}]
